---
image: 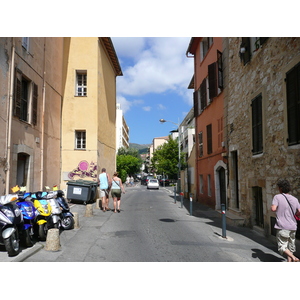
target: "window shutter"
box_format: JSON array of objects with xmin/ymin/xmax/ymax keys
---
[
  {"xmin": 208, "ymin": 62, "xmax": 217, "ymax": 100},
  {"xmin": 193, "ymin": 90, "xmax": 199, "ymax": 118},
  {"xmin": 286, "ymin": 63, "xmax": 300, "ymax": 145},
  {"xmin": 252, "ymin": 94, "xmax": 263, "ymax": 154},
  {"xmin": 241, "ymin": 37, "xmax": 251, "ymax": 65},
  {"xmin": 217, "ymin": 50, "xmax": 223, "ymax": 89},
  {"xmin": 32, "ymin": 83, "xmax": 38, "ymax": 125},
  {"xmin": 13, "ymin": 68, "xmax": 22, "ymax": 118},
  {"xmin": 200, "ymin": 78, "xmax": 207, "ymax": 111},
  {"xmin": 207, "ymin": 124, "xmax": 212, "ymax": 155}
]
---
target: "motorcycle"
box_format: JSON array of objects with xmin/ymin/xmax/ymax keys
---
[
  {"xmin": 31, "ymin": 191, "xmax": 52, "ymax": 241},
  {"xmin": 56, "ymin": 190, "xmax": 74, "ymax": 230},
  {"xmin": 0, "ymin": 194, "xmax": 23, "ymax": 257},
  {"xmin": 16, "ymin": 192, "xmax": 39, "ymax": 247},
  {"xmin": 46, "ymin": 191, "xmax": 62, "ymax": 229}
]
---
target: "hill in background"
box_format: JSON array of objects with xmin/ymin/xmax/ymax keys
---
[{"xmin": 130, "ymin": 143, "xmax": 150, "ymax": 154}]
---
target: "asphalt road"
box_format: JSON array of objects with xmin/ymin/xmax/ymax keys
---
[{"xmin": 15, "ymin": 183, "xmax": 284, "ymax": 262}]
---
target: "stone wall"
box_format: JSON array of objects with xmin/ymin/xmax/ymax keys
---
[{"xmin": 225, "ymin": 37, "xmax": 300, "ymax": 235}]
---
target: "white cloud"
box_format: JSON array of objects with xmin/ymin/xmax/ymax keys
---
[
  {"xmin": 157, "ymin": 104, "xmax": 166, "ymax": 110},
  {"xmin": 114, "ymin": 37, "xmax": 193, "ymax": 100},
  {"xmin": 143, "ymin": 106, "xmax": 151, "ymax": 112},
  {"xmin": 117, "ymin": 95, "xmax": 144, "ymax": 114}
]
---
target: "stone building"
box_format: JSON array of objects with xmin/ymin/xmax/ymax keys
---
[
  {"xmin": 0, "ymin": 37, "xmax": 64, "ymax": 194},
  {"xmin": 223, "ymin": 37, "xmax": 300, "ymax": 236}
]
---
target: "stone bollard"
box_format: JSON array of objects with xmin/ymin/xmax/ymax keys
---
[
  {"xmin": 73, "ymin": 212, "xmax": 79, "ymax": 229},
  {"xmin": 84, "ymin": 204, "xmax": 93, "ymax": 217},
  {"xmin": 95, "ymin": 198, "xmax": 101, "ymax": 209},
  {"xmin": 44, "ymin": 228, "xmax": 60, "ymax": 251}
]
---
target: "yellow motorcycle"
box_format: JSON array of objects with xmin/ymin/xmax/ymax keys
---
[{"xmin": 31, "ymin": 191, "xmax": 52, "ymax": 241}]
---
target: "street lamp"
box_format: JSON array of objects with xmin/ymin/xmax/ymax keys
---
[{"xmin": 159, "ymin": 118, "xmax": 181, "ymax": 181}]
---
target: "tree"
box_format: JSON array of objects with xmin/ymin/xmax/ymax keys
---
[
  {"xmin": 151, "ymin": 135, "xmax": 186, "ymax": 179},
  {"xmin": 116, "ymin": 154, "xmax": 142, "ymax": 183}
]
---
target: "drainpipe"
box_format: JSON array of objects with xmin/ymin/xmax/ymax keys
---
[
  {"xmin": 5, "ymin": 38, "xmax": 15, "ymax": 194},
  {"xmin": 40, "ymin": 38, "xmax": 46, "ymax": 190}
]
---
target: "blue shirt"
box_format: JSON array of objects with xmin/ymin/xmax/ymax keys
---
[{"xmin": 99, "ymin": 173, "xmax": 108, "ymax": 189}]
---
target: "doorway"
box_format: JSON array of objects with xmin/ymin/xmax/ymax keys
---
[{"xmin": 17, "ymin": 153, "xmax": 29, "ymax": 187}]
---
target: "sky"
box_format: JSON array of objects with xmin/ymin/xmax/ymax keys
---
[{"xmin": 111, "ymin": 37, "xmax": 194, "ymax": 145}]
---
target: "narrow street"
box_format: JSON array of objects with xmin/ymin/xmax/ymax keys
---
[{"xmin": 16, "ymin": 183, "xmax": 284, "ymax": 262}]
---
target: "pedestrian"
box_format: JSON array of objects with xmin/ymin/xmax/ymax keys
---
[
  {"xmin": 271, "ymin": 179, "xmax": 300, "ymax": 262},
  {"xmin": 126, "ymin": 175, "xmax": 130, "ymax": 187},
  {"xmin": 111, "ymin": 171, "xmax": 125, "ymax": 213},
  {"xmin": 98, "ymin": 168, "xmax": 111, "ymax": 212},
  {"xmin": 130, "ymin": 175, "xmax": 134, "ymax": 186}
]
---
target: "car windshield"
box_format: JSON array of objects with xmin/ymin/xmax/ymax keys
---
[{"xmin": 149, "ymin": 180, "xmax": 157, "ymax": 183}]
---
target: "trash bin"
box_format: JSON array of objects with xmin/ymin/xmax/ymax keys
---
[{"xmin": 67, "ymin": 180, "xmax": 98, "ymax": 204}]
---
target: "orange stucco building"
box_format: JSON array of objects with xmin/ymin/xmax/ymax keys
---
[{"xmin": 187, "ymin": 37, "xmax": 227, "ymax": 209}]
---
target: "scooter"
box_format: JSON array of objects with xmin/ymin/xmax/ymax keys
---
[
  {"xmin": 46, "ymin": 191, "xmax": 62, "ymax": 229},
  {"xmin": 31, "ymin": 191, "xmax": 52, "ymax": 241},
  {"xmin": 56, "ymin": 190, "xmax": 74, "ymax": 230},
  {"xmin": 0, "ymin": 194, "xmax": 23, "ymax": 257},
  {"xmin": 16, "ymin": 192, "xmax": 39, "ymax": 247}
]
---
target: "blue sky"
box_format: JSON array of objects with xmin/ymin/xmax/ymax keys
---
[{"xmin": 111, "ymin": 37, "xmax": 194, "ymax": 145}]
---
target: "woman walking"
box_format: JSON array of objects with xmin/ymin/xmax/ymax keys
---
[{"xmin": 111, "ymin": 172, "xmax": 125, "ymax": 213}]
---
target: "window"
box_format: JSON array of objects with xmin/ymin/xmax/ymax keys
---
[
  {"xmin": 76, "ymin": 71, "xmax": 87, "ymax": 96},
  {"xmin": 22, "ymin": 37, "xmax": 29, "ymax": 51},
  {"xmin": 75, "ymin": 130, "xmax": 86, "ymax": 149},
  {"xmin": 206, "ymin": 124, "xmax": 212, "ymax": 154},
  {"xmin": 200, "ymin": 37, "xmax": 213, "ymax": 61},
  {"xmin": 240, "ymin": 37, "xmax": 269, "ymax": 65},
  {"xmin": 14, "ymin": 68, "xmax": 38, "ymax": 124},
  {"xmin": 199, "ymin": 175, "xmax": 204, "ymax": 194},
  {"xmin": 207, "ymin": 174, "xmax": 211, "ymax": 197},
  {"xmin": 198, "ymin": 132, "xmax": 203, "ymax": 157},
  {"xmin": 251, "ymin": 94, "xmax": 263, "ymax": 155},
  {"xmin": 286, "ymin": 62, "xmax": 300, "ymax": 145},
  {"xmin": 217, "ymin": 117, "xmax": 223, "ymax": 148}
]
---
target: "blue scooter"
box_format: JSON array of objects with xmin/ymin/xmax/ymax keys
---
[{"xmin": 16, "ymin": 192, "xmax": 39, "ymax": 247}]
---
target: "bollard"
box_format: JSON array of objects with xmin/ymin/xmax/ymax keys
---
[
  {"xmin": 84, "ymin": 204, "xmax": 93, "ymax": 217},
  {"xmin": 174, "ymin": 185, "xmax": 177, "ymax": 204},
  {"xmin": 95, "ymin": 198, "xmax": 101, "ymax": 209},
  {"xmin": 180, "ymin": 192, "xmax": 183, "ymax": 208},
  {"xmin": 221, "ymin": 203, "xmax": 227, "ymax": 238},
  {"xmin": 44, "ymin": 228, "xmax": 60, "ymax": 251},
  {"xmin": 73, "ymin": 212, "xmax": 80, "ymax": 229},
  {"xmin": 189, "ymin": 193, "xmax": 193, "ymax": 216}
]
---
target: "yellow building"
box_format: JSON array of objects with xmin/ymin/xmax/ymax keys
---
[{"xmin": 60, "ymin": 37, "xmax": 122, "ymax": 189}]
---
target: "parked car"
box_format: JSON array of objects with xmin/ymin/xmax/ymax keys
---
[
  {"xmin": 141, "ymin": 175, "xmax": 154, "ymax": 185},
  {"xmin": 159, "ymin": 178, "xmax": 170, "ymax": 186},
  {"xmin": 147, "ymin": 179, "xmax": 159, "ymax": 190}
]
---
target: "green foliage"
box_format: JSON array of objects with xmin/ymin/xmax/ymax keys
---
[
  {"xmin": 151, "ymin": 135, "xmax": 186, "ymax": 179},
  {"xmin": 116, "ymin": 154, "xmax": 142, "ymax": 182}
]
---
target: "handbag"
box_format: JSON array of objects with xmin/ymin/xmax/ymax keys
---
[{"xmin": 282, "ymin": 193, "xmax": 300, "ymax": 221}]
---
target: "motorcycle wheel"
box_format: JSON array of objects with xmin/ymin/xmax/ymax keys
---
[
  {"xmin": 22, "ymin": 228, "xmax": 33, "ymax": 247},
  {"xmin": 4, "ymin": 230, "xmax": 20, "ymax": 257},
  {"xmin": 61, "ymin": 216, "xmax": 74, "ymax": 230},
  {"xmin": 38, "ymin": 223, "xmax": 48, "ymax": 241}
]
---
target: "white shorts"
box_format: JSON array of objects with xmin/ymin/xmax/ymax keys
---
[
  {"xmin": 276, "ymin": 229, "xmax": 296, "ymax": 255},
  {"xmin": 100, "ymin": 189, "xmax": 109, "ymax": 198}
]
